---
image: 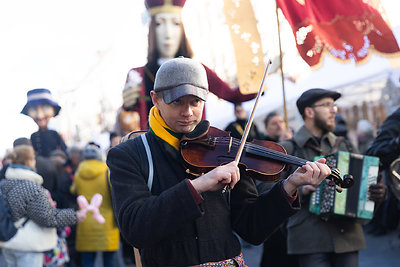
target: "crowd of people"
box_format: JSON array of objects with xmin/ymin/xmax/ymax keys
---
[
  {"xmin": 0, "ymin": 86, "xmax": 123, "ymax": 267},
  {"xmin": 1, "ymin": 0, "xmax": 399, "ymax": 267}
]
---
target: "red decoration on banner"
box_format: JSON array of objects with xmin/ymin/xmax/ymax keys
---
[
  {"xmin": 276, "ymin": 0, "xmax": 400, "ymax": 68},
  {"xmin": 145, "ymin": 0, "xmax": 186, "ymax": 10}
]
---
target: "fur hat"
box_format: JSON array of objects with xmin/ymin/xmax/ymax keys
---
[
  {"xmin": 21, "ymin": 88, "xmax": 61, "ymax": 117},
  {"xmin": 154, "ymin": 57, "xmax": 208, "ymax": 104},
  {"xmin": 145, "ymin": 0, "xmax": 186, "ymax": 16}
]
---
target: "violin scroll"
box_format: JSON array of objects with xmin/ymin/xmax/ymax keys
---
[
  {"xmin": 341, "ymin": 174, "xmax": 354, "ymax": 188},
  {"xmin": 326, "ymin": 168, "xmax": 354, "ymax": 192}
]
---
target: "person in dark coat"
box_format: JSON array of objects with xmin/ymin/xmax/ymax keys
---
[
  {"xmin": 278, "ymin": 88, "xmax": 386, "ymax": 267},
  {"xmin": 224, "ymin": 103, "xmax": 262, "ymax": 141},
  {"xmin": 365, "ymin": 107, "xmax": 400, "ymax": 235},
  {"xmin": 21, "ymin": 88, "xmax": 67, "ymax": 158},
  {"xmin": 258, "ymin": 112, "xmax": 296, "ymax": 267},
  {"xmin": 366, "ymin": 107, "xmax": 400, "ymax": 169},
  {"xmin": 106, "ymin": 58, "xmax": 332, "ymax": 266},
  {"xmin": 263, "ymin": 111, "xmax": 293, "ymax": 142}
]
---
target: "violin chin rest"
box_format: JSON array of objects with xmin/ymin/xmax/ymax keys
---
[{"xmin": 184, "ymin": 120, "xmax": 210, "ymax": 140}]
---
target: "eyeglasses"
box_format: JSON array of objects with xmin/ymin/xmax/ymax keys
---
[{"xmin": 311, "ymin": 102, "xmax": 337, "ymax": 111}]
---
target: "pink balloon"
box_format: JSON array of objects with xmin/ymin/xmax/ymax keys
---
[{"xmin": 76, "ymin": 194, "xmax": 106, "ymax": 224}]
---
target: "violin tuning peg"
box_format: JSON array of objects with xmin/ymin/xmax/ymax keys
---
[
  {"xmin": 335, "ymin": 185, "xmax": 343, "ymax": 193},
  {"xmin": 327, "ymin": 180, "xmax": 336, "ymax": 187},
  {"xmin": 341, "ymin": 174, "xmax": 354, "ymax": 188},
  {"xmin": 328, "ymin": 169, "xmax": 342, "ymax": 187}
]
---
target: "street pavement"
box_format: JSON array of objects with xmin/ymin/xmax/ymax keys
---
[
  {"xmin": 241, "ymin": 226, "xmax": 400, "ymax": 266},
  {"xmin": 1, "ymin": 227, "xmax": 399, "ymax": 266}
]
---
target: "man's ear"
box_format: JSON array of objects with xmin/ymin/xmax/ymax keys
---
[
  {"xmin": 150, "ymin": 91, "xmax": 160, "ymax": 108},
  {"xmin": 304, "ymin": 106, "xmax": 314, "ymax": 118}
]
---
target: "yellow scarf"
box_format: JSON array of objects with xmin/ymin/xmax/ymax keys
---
[{"xmin": 149, "ymin": 106, "xmax": 181, "ymax": 151}]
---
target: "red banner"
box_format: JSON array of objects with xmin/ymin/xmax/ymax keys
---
[{"xmin": 276, "ymin": 0, "xmax": 400, "ymax": 68}]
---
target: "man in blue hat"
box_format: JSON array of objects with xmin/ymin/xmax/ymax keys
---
[{"xmin": 21, "ymin": 88, "xmax": 67, "ymax": 158}]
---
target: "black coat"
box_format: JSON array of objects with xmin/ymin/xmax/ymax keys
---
[
  {"xmin": 107, "ymin": 132, "xmax": 299, "ymax": 266},
  {"xmin": 31, "ymin": 129, "xmax": 67, "ymax": 158},
  {"xmin": 224, "ymin": 119, "xmax": 262, "ymax": 141},
  {"xmin": 366, "ymin": 107, "xmax": 400, "ymax": 168}
]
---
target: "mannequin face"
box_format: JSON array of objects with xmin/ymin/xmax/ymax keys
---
[
  {"xmin": 27, "ymin": 104, "xmax": 55, "ymax": 130},
  {"xmin": 155, "ymin": 13, "xmax": 183, "ymax": 59}
]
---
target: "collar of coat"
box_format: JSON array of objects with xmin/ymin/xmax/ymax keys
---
[
  {"xmin": 293, "ymin": 125, "xmax": 337, "ymax": 150},
  {"xmin": 5, "ymin": 165, "xmax": 43, "ymax": 185}
]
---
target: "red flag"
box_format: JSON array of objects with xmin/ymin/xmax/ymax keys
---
[{"xmin": 276, "ymin": 0, "xmax": 400, "ymax": 68}]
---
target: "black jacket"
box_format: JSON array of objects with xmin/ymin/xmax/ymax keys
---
[
  {"xmin": 31, "ymin": 129, "xmax": 67, "ymax": 158},
  {"xmin": 225, "ymin": 119, "xmax": 262, "ymax": 141},
  {"xmin": 107, "ymin": 132, "xmax": 299, "ymax": 266},
  {"xmin": 366, "ymin": 107, "xmax": 400, "ymax": 168}
]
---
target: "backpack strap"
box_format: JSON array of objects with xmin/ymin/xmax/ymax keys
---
[
  {"xmin": 121, "ymin": 130, "xmax": 154, "ymax": 191},
  {"xmin": 140, "ymin": 133, "xmax": 154, "ymax": 191},
  {"xmin": 330, "ymin": 136, "xmax": 344, "ymax": 154},
  {"xmin": 330, "ymin": 136, "xmax": 354, "ymax": 154}
]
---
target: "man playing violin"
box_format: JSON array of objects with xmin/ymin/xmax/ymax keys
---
[
  {"xmin": 278, "ymin": 88, "xmax": 386, "ymax": 267},
  {"xmin": 106, "ymin": 57, "xmax": 332, "ymax": 266}
]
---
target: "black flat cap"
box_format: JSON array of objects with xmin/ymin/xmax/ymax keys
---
[{"xmin": 296, "ymin": 88, "xmax": 341, "ymax": 115}]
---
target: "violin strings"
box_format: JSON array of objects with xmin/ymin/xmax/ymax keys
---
[
  {"xmin": 213, "ymin": 137, "xmax": 307, "ymax": 166},
  {"xmin": 209, "ymin": 137, "xmax": 340, "ymax": 181}
]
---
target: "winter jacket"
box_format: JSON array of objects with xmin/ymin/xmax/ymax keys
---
[
  {"xmin": 71, "ymin": 159, "xmax": 119, "ymax": 252},
  {"xmin": 31, "ymin": 129, "xmax": 67, "ymax": 158},
  {"xmin": 1, "ymin": 164, "xmax": 77, "ymax": 228},
  {"xmin": 224, "ymin": 119, "xmax": 262, "ymax": 141},
  {"xmin": 280, "ymin": 126, "xmax": 365, "ymax": 255},
  {"xmin": 107, "ymin": 132, "xmax": 299, "ymax": 266},
  {"xmin": 366, "ymin": 107, "xmax": 400, "ymax": 168}
]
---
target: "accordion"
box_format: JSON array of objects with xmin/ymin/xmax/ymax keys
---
[{"xmin": 309, "ymin": 151, "xmax": 379, "ymax": 220}]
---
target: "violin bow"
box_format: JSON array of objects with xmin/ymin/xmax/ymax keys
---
[
  {"xmin": 223, "ymin": 60, "xmax": 272, "ymax": 192},
  {"xmin": 234, "ymin": 59, "xmax": 272, "ymax": 165}
]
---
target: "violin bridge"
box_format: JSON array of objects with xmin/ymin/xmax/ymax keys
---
[{"xmin": 228, "ymin": 137, "xmax": 233, "ymax": 153}]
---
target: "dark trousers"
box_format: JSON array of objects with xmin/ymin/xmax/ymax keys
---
[
  {"xmin": 298, "ymin": 251, "xmax": 358, "ymax": 267},
  {"xmin": 260, "ymin": 228, "xmax": 298, "ymax": 267},
  {"xmin": 81, "ymin": 251, "xmax": 116, "ymax": 267}
]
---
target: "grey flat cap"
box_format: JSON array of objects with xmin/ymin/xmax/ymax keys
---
[{"xmin": 154, "ymin": 57, "xmax": 209, "ymax": 104}]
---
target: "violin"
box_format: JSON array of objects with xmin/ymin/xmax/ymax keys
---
[
  {"xmin": 180, "ymin": 60, "xmax": 352, "ymax": 191},
  {"xmin": 180, "ymin": 120, "xmax": 354, "ymax": 189}
]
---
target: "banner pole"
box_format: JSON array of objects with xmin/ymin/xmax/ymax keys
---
[{"xmin": 275, "ymin": 2, "xmax": 289, "ymax": 128}]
